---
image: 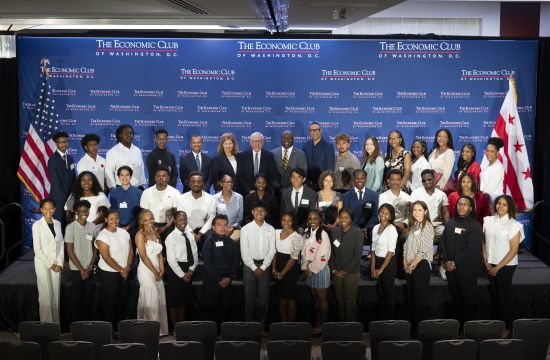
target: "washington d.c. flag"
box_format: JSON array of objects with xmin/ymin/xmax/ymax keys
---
[{"xmin": 483, "ymin": 78, "xmax": 534, "ymax": 211}]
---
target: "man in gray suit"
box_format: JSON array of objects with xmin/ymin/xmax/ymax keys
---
[{"xmin": 272, "ymin": 130, "xmax": 308, "ymax": 190}]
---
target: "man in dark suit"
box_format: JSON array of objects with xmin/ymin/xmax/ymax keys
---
[
  {"xmin": 280, "ymin": 168, "xmax": 318, "ymax": 231},
  {"xmin": 272, "ymin": 130, "xmax": 308, "ymax": 190},
  {"xmin": 237, "ymin": 132, "xmax": 279, "ymax": 195},
  {"xmin": 302, "ymin": 122, "xmax": 335, "ymax": 191},
  {"xmin": 179, "ymin": 135, "xmax": 212, "ymax": 192},
  {"xmin": 47, "ymin": 131, "xmax": 76, "ymax": 226},
  {"xmin": 343, "ymin": 169, "xmax": 379, "ymax": 241}
]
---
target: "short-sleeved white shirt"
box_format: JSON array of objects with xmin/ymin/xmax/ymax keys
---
[
  {"xmin": 483, "ymin": 214, "xmax": 524, "ymax": 266},
  {"xmin": 410, "ymin": 187, "xmax": 449, "ymax": 226},
  {"xmin": 371, "ymin": 224, "xmax": 398, "ymax": 258},
  {"xmin": 96, "ymin": 227, "xmax": 131, "ymax": 272}
]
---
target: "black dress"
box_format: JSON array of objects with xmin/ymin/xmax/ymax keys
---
[{"xmin": 274, "ymin": 230, "xmax": 302, "ymax": 299}]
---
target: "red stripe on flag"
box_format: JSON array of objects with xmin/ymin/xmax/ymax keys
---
[
  {"xmin": 27, "ymin": 132, "xmax": 50, "ymax": 181},
  {"xmin": 494, "ymin": 113, "xmax": 527, "ymax": 210},
  {"xmin": 17, "ymin": 166, "xmax": 44, "ymax": 200},
  {"xmin": 20, "ymin": 145, "xmax": 48, "ymax": 192}
]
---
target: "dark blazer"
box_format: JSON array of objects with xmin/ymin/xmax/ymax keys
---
[
  {"xmin": 47, "ymin": 151, "xmax": 76, "ymax": 221},
  {"xmin": 210, "ymin": 153, "xmax": 238, "ymax": 192},
  {"xmin": 280, "ymin": 186, "xmax": 318, "ymax": 229},
  {"xmin": 302, "ymin": 137, "xmax": 335, "ymax": 189},
  {"xmin": 179, "ymin": 152, "xmax": 212, "ymax": 192},
  {"xmin": 271, "ymin": 146, "xmax": 308, "ymax": 189},
  {"xmin": 237, "ymin": 149, "xmax": 279, "ymax": 195},
  {"xmin": 243, "ymin": 191, "xmax": 278, "ymax": 227},
  {"xmin": 329, "ymin": 225, "xmax": 364, "ymax": 274},
  {"xmin": 342, "ymin": 187, "xmax": 379, "ymax": 230}
]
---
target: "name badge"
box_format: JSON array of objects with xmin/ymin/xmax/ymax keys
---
[
  {"xmin": 454, "ymin": 227, "xmax": 464, "ymax": 234},
  {"xmin": 364, "ymin": 202, "xmax": 372, "ymax": 209},
  {"xmin": 301, "ymin": 199, "xmax": 309, "ymax": 205},
  {"xmin": 120, "ymin": 202, "xmax": 128, "ymax": 209},
  {"xmin": 333, "ymin": 239, "xmax": 341, "ymax": 247},
  {"xmin": 70, "ymin": 163, "xmax": 75, "ymax": 170},
  {"xmin": 218, "ymin": 203, "xmax": 227, "ymax": 211},
  {"xmin": 86, "ymin": 234, "xmax": 93, "ymax": 241},
  {"xmin": 158, "ymin": 160, "xmax": 162, "ymax": 165},
  {"xmin": 318, "ymin": 201, "xmax": 330, "ymax": 207},
  {"xmin": 215, "ymin": 241, "xmax": 224, "ymax": 248},
  {"xmin": 338, "ymin": 166, "xmax": 345, "ymax": 171}
]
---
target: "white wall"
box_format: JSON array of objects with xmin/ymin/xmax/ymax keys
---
[
  {"xmin": 540, "ymin": 2, "xmax": 550, "ymax": 37},
  {"xmin": 334, "ymin": 1, "xmax": 501, "ymax": 37}
]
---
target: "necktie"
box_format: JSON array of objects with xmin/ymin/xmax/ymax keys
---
[
  {"xmin": 254, "ymin": 152, "xmax": 259, "ymax": 175},
  {"xmin": 282, "ymin": 149, "xmax": 289, "ymax": 170},
  {"xmin": 63, "ymin": 154, "xmax": 68, "ymax": 169},
  {"xmin": 358, "ymin": 190, "xmax": 363, "ymax": 202},
  {"xmin": 195, "ymin": 154, "xmax": 201, "ymax": 170},
  {"xmin": 295, "ymin": 191, "xmax": 299, "ymax": 209}
]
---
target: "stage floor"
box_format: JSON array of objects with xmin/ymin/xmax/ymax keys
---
[{"xmin": 1, "ymin": 249, "xmax": 550, "ymax": 332}]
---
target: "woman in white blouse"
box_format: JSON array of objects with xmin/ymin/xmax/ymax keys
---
[
  {"xmin": 33, "ymin": 198, "xmax": 64, "ymax": 323},
  {"xmin": 65, "ymin": 171, "xmax": 111, "ymax": 225},
  {"xmin": 96, "ymin": 209, "xmax": 134, "ymax": 333},
  {"xmin": 480, "ymin": 137, "xmax": 505, "ymax": 203},
  {"xmin": 410, "ymin": 140, "xmax": 431, "ymax": 191},
  {"xmin": 428, "ymin": 128, "xmax": 456, "ymax": 193},
  {"xmin": 165, "ymin": 211, "xmax": 198, "ymax": 327},
  {"xmin": 272, "ymin": 212, "xmax": 303, "ymax": 322},
  {"xmin": 404, "ymin": 200, "xmax": 434, "ymax": 331},
  {"xmin": 371, "ymin": 204, "xmax": 398, "ymax": 319},
  {"xmin": 482, "ymin": 194, "xmax": 523, "ymax": 338}
]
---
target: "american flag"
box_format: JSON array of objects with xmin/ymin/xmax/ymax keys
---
[{"xmin": 17, "ymin": 58, "xmax": 59, "ymax": 201}]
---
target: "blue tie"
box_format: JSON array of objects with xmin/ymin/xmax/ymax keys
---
[{"xmin": 195, "ymin": 154, "xmax": 201, "ymax": 170}]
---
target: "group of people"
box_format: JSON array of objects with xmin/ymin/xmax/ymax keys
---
[{"xmin": 32, "ymin": 122, "xmax": 523, "ymax": 338}]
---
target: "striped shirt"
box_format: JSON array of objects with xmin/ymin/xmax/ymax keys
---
[{"xmin": 404, "ymin": 221, "xmax": 434, "ymax": 265}]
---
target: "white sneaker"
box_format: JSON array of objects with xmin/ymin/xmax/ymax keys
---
[{"xmin": 439, "ymin": 265, "xmax": 447, "ymax": 280}]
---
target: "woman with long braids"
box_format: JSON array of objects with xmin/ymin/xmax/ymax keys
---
[{"xmin": 301, "ymin": 209, "xmax": 331, "ymax": 336}]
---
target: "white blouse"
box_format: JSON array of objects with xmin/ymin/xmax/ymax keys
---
[
  {"xmin": 96, "ymin": 227, "xmax": 131, "ymax": 272},
  {"xmin": 410, "ymin": 156, "xmax": 431, "ymax": 191},
  {"xmin": 429, "ymin": 148, "xmax": 456, "ymax": 188},
  {"xmin": 480, "ymin": 160, "xmax": 505, "ymax": 202},
  {"xmin": 371, "ymin": 224, "xmax": 398, "ymax": 258},
  {"xmin": 275, "ymin": 229, "xmax": 303, "ymax": 259},
  {"xmin": 483, "ymin": 214, "xmax": 524, "ymax": 266},
  {"xmin": 65, "ymin": 192, "xmax": 111, "ymax": 223}
]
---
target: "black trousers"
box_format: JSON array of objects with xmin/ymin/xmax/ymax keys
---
[
  {"xmin": 446, "ymin": 269, "xmax": 478, "ymax": 325},
  {"xmin": 203, "ymin": 280, "xmax": 233, "ymax": 327},
  {"xmin": 406, "ymin": 260, "xmax": 431, "ymax": 328},
  {"xmin": 488, "ymin": 265, "xmax": 516, "ymax": 329},
  {"xmin": 70, "ymin": 270, "xmax": 94, "ymax": 322},
  {"xmin": 375, "ymin": 256, "xmax": 396, "ymax": 319},
  {"xmin": 99, "ymin": 269, "xmax": 129, "ymax": 332},
  {"xmin": 394, "ymin": 233, "xmax": 407, "ymax": 279}
]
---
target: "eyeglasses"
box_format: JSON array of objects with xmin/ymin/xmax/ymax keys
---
[{"xmin": 421, "ymin": 178, "xmax": 433, "ymax": 183}]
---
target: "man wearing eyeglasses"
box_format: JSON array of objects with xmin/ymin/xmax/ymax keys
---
[
  {"xmin": 236, "ymin": 132, "xmax": 279, "ymax": 195},
  {"xmin": 302, "ymin": 122, "xmax": 335, "ymax": 191}
]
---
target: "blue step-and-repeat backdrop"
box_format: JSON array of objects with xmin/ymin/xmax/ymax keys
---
[{"xmin": 18, "ymin": 37, "xmax": 538, "ymax": 248}]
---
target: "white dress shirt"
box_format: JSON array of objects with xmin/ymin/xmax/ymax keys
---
[
  {"xmin": 410, "ymin": 187, "xmax": 449, "ymax": 226},
  {"xmin": 165, "ymin": 226, "xmax": 199, "ymax": 277},
  {"xmin": 176, "ymin": 191, "xmax": 216, "ymax": 234},
  {"xmin": 240, "ymin": 220, "xmax": 276, "ymax": 271},
  {"xmin": 483, "ymin": 214, "xmax": 524, "ymax": 266},
  {"xmin": 282, "ymin": 146, "xmax": 293, "ymax": 159},
  {"xmin": 371, "ymin": 224, "xmax": 398, "ymax": 258},
  {"xmin": 291, "ymin": 186, "xmax": 304, "ymax": 208},
  {"xmin": 105, "ymin": 142, "xmax": 146, "ymax": 189},
  {"xmin": 77, "ymin": 153, "xmax": 107, "ymax": 190},
  {"xmin": 140, "ymin": 185, "xmax": 180, "ymax": 223}
]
